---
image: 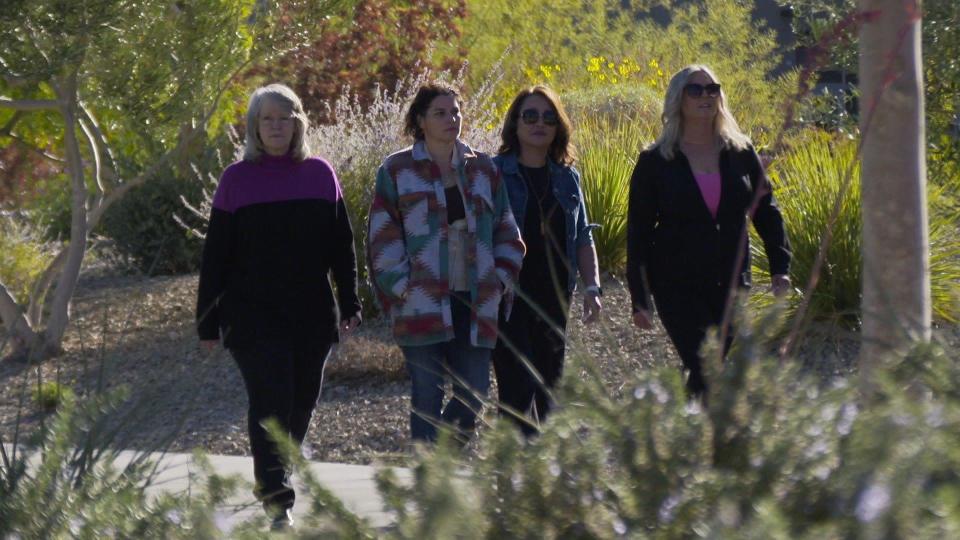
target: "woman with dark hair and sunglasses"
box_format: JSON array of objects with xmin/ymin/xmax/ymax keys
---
[
  {"xmin": 627, "ymin": 64, "xmax": 792, "ymax": 398},
  {"xmin": 367, "ymin": 82, "xmax": 525, "ymax": 444},
  {"xmin": 492, "ymin": 85, "xmax": 602, "ymax": 436}
]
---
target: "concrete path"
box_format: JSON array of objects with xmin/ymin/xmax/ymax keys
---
[
  {"xmin": 7, "ymin": 444, "xmax": 407, "ymax": 533},
  {"xmin": 134, "ymin": 450, "xmax": 409, "ymax": 532}
]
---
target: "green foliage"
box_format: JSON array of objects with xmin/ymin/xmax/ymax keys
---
[
  {"xmin": 273, "ymin": 308, "xmax": 960, "ymax": 538},
  {"xmin": 31, "ymin": 380, "xmax": 74, "ymax": 412},
  {"xmin": 253, "ymin": 0, "xmax": 466, "ymax": 123},
  {"xmin": 0, "ymin": 390, "xmax": 242, "ymax": 539},
  {"xmin": 789, "ymin": 0, "xmax": 960, "ymax": 169},
  {"xmin": 102, "ymin": 168, "xmax": 206, "ymax": 275},
  {"xmin": 453, "ymin": 0, "xmax": 792, "ymax": 139},
  {"xmin": 0, "ymin": 213, "xmax": 53, "ymax": 304},
  {"xmin": 751, "ymin": 131, "xmax": 960, "ymax": 325},
  {"xmin": 575, "ymin": 114, "xmax": 656, "ymax": 273}
]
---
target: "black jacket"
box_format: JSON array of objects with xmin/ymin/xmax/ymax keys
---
[{"xmin": 626, "ymin": 144, "xmax": 791, "ymax": 312}]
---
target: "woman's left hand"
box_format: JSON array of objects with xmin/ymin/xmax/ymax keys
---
[
  {"xmin": 582, "ymin": 290, "xmax": 603, "ymax": 324},
  {"xmin": 340, "ymin": 315, "xmax": 362, "ymax": 339},
  {"xmin": 771, "ymin": 274, "xmax": 792, "ymax": 298}
]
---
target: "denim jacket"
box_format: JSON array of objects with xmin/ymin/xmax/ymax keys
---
[{"xmin": 494, "ymin": 153, "xmax": 596, "ymax": 294}]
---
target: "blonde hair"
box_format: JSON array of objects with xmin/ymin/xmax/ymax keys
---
[
  {"xmin": 653, "ymin": 64, "xmax": 751, "ymax": 160},
  {"xmin": 243, "ymin": 84, "xmax": 311, "ymax": 162}
]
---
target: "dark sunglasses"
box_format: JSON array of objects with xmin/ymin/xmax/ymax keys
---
[
  {"xmin": 683, "ymin": 83, "xmax": 722, "ymax": 98},
  {"xmin": 520, "ymin": 108, "xmax": 559, "ymax": 126}
]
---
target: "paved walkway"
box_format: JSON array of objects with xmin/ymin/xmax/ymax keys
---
[
  {"xmin": 136, "ymin": 451, "xmax": 408, "ymax": 531},
  {"xmin": 9, "ymin": 445, "xmax": 407, "ymax": 533}
]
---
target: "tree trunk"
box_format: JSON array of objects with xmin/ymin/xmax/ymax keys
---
[
  {"xmin": 42, "ymin": 72, "xmax": 89, "ymax": 355},
  {"xmin": 859, "ymin": 0, "xmax": 929, "ymax": 375}
]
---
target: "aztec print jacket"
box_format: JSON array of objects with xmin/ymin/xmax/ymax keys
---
[{"xmin": 367, "ymin": 140, "xmax": 525, "ymax": 349}]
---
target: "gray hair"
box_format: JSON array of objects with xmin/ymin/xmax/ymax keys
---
[
  {"xmin": 243, "ymin": 84, "xmax": 311, "ymax": 162},
  {"xmin": 653, "ymin": 64, "xmax": 751, "ymax": 160}
]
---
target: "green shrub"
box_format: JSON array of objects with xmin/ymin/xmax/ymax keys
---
[
  {"xmin": 102, "ymin": 169, "xmax": 205, "ymax": 275},
  {"xmin": 0, "ymin": 213, "xmax": 53, "ymax": 305},
  {"xmin": 282, "ymin": 308, "xmax": 960, "ymax": 538},
  {"xmin": 32, "ymin": 380, "xmax": 75, "ymax": 412},
  {"xmin": 751, "ymin": 131, "xmax": 960, "ymax": 326},
  {"xmin": 1, "ymin": 390, "xmax": 242, "ymax": 539},
  {"xmin": 23, "ymin": 173, "xmax": 73, "ymax": 242},
  {"xmin": 575, "ymin": 114, "xmax": 655, "ymax": 273}
]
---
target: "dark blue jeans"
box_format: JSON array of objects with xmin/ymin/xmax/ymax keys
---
[
  {"xmin": 231, "ymin": 338, "xmax": 331, "ymax": 511},
  {"xmin": 400, "ymin": 294, "xmax": 491, "ymax": 443}
]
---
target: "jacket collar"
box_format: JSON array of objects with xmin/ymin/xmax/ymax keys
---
[{"xmin": 412, "ymin": 139, "xmax": 476, "ymax": 167}]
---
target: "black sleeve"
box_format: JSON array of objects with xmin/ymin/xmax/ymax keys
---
[
  {"xmin": 196, "ymin": 207, "xmax": 234, "ymax": 341},
  {"xmin": 626, "ymin": 151, "xmax": 658, "ymax": 312},
  {"xmin": 747, "ymin": 148, "xmax": 791, "ymax": 276},
  {"xmin": 330, "ymin": 197, "xmax": 362, "ymax": 321}
]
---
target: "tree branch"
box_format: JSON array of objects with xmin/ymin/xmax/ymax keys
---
[
  {"xmin": 86, "ymin": 57, "xmax": 254, "ymax": 231},
  {"xmin": 78, "ymin": 116, "xmax": 105, "ymax": 209},
  {"xmin": 0, "ymin": 280, "xmax": 37, "ymax": 352},
  {"xmin": 79, "ymin": 103, "xmax": 118, "ymax": 181},
  {"xmin": 0, "ymin": 97, "xmax": 59, "ymax": 111}
]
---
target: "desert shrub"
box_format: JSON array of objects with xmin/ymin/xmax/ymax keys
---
[
  {"xmin": 751, "ymin": 131, "xmax": 960, "ymax": 326},
  {"xmin": 101, "ymin": 170, "xmax": 206, "ymax": 275},
  {"xmin": 31, "ymin": 380, "xmax": 74, "ymax": 412},
  {"xmin": 283, "ymin": 309, "xmax": 960, "ymax": 538},
  {"xmin": 0, "ymin": 212, "xmax": 53, "ymax": 305},
  {"xmin": 574, "ymin": 114, "xmax": 656, "ymax": 273},
  {"xmin": 0, "ymin": 389, "xmax": 241, "ymax": 539},
  {"xmin": 23, "ymin": 173, "xmax": 73, "ymax": 242}
]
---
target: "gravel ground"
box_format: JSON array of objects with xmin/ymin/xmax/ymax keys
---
[{"xmin": 4, "ymin": 267, "xmax": 953, "ymax": 465}]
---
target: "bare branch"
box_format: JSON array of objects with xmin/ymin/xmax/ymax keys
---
[
  {"xmin": 0, "ymin": 96, "xmax": 59, "ymax": 111},
  {"xmin": 79, "ymin": 103, "xmax": 118, "ymax": 181},
  {"xmin": 78, "ymin": 116, "xmax": 105, "ymax": 208},
  {"xmin": 0, "ymin": 280, "xmax": 37, "ymax": 349}
]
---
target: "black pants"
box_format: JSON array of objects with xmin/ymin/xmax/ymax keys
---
[
  {"xmin": 493, "ymin": 291, "xmax": 570, "ymax": 436},
  {"xmin": 231, "ymin": 338, "xmax": 331, "ymax": 511},
  {"xmin": 653, "ymin": 283, "xmax": 733, "ymax": 397}
]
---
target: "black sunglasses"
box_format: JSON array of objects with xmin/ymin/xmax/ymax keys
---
[
  {"xmin": 683, "ymin": 83, "xmax": 722, "ymax": 98},
  {"xmin": 520, "ymin": 108, "xmax": 559, "ymax": 126}
]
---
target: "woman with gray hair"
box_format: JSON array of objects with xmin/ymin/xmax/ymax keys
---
[
  {"xmin": 196, "ymin": 83, "xmax": 361, "ymax": 529},
  {"xmin": 626, "ymin": 65, "xmax": 791, "ymax": 398}
]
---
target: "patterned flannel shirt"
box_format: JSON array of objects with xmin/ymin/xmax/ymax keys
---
[{"xmin": 367, "ymin": 140, "xmax": 525, "ymax": 348}]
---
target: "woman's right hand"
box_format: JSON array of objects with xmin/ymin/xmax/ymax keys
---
[{"xmin": 632, "ymin": 309, "xmax": 653, "ymax": 330}]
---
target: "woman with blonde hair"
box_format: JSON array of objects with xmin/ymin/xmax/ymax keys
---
[
  {"xmin": 626, "ymin": 65, "xmax": 791, "ymax": 397},
  {"xmin": 196, "ymin": 83, "xmax": 361, "ymax": 529}
]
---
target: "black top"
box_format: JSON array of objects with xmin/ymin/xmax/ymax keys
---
[
  {"xmin": 196, "ymin": 155, "xmax": 361, "ymax": 348},
  {"xmin": 626, "ymin": 144, "xmax": 791, "ymax": 312},
  {"xmin": 517, "ymin": 164, "xmax": 570, "ymax": 313}
]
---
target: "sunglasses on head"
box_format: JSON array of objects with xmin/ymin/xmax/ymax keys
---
[
  {"xmin": 520, "ymin": 108, "xmax": 559, "ymax": 126},
  {"xmin": 684, "ymin": 83, "xmax": 722, "ymax": 98}
]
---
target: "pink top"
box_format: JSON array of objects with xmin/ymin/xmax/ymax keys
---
[{"xmin": 693, "ymin": 171, "xmax": 722, "ymax": 219}]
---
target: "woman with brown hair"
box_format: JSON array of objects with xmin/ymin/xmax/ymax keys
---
[{"xmin": 492, "ymin": 85, "xmax": 602, "ymax": 436}]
